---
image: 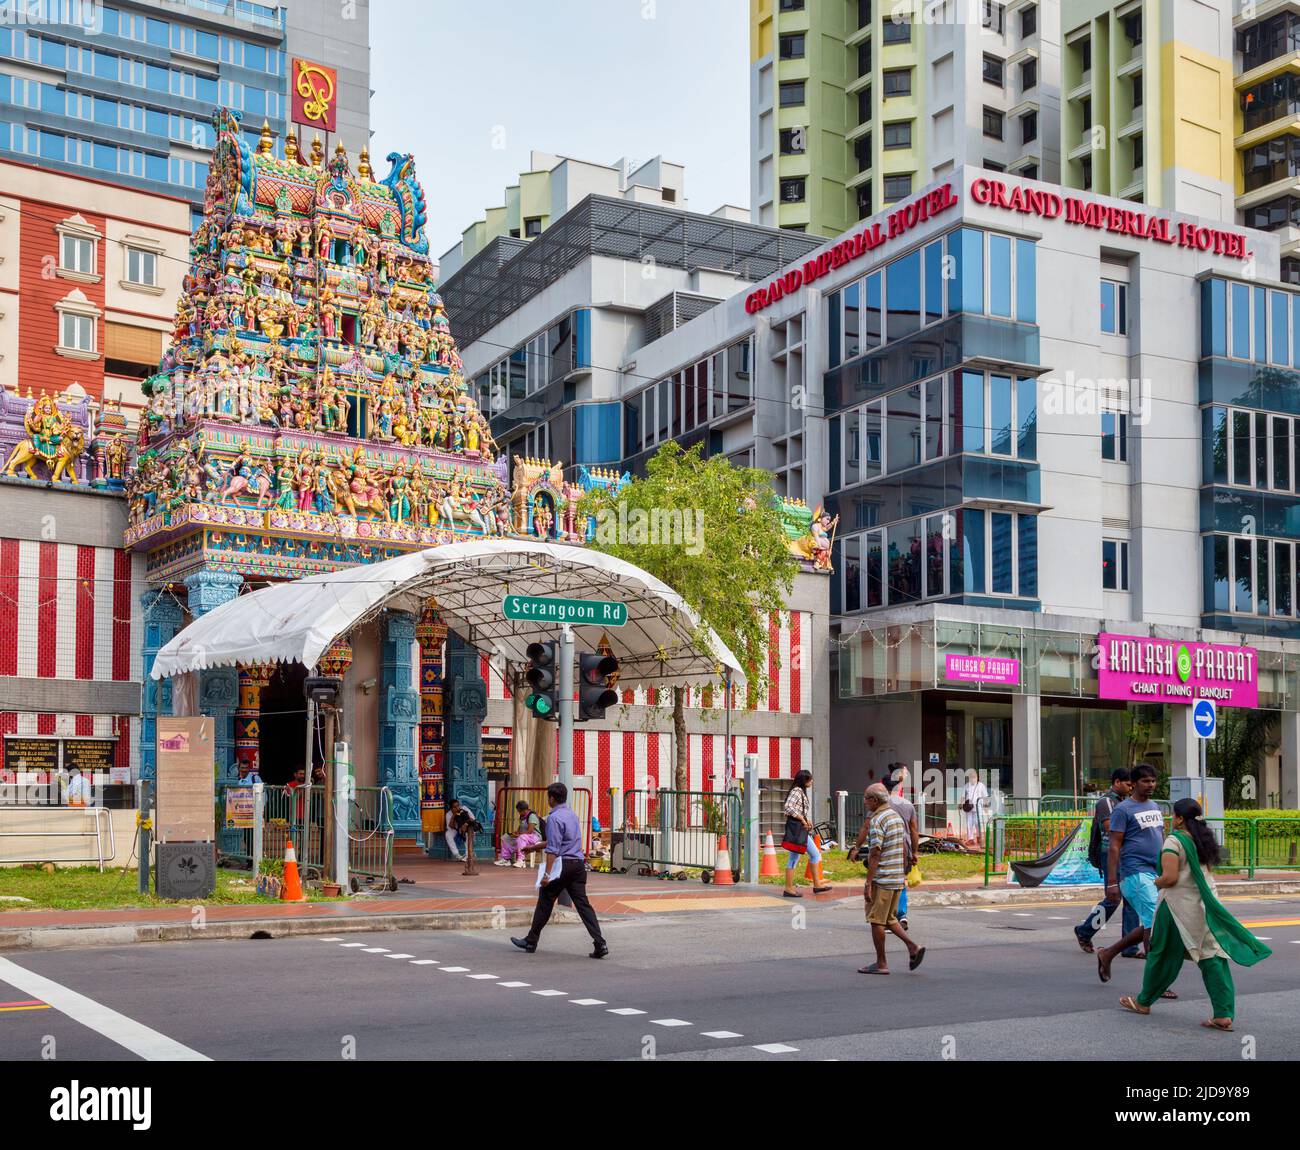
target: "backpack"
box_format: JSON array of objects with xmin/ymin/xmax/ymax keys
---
[
  {"xmin": 535, "ymin": 813, "xmax": 547, "ymax": 840},
  {"xmin": 1087, "ymin": 796, "xmax": 1113, "ymax": 871}
]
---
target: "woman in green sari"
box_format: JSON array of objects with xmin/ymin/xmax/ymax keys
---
[{"xmin": 1119, "ymin": 798, "xmax": 1271, "ymax": 1031}]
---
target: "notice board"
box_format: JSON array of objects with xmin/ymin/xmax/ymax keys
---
[{"xmin": 156, "ymin": 716, "xmax": 214, "ymax": 843}]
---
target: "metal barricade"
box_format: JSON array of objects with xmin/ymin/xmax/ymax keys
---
[
  {"xmin": 216, "ymin": 783, "xmax": 254, "ymax": 867},
  {"xmin": 1248, "ymin": 815, "xmax": 1300, "ymax": 874},
  {"xmin": 259, "ymin": 784, "xmax": 325, "ymax": 876},
  {"xmin": 617, "ymin": 788, "xmax": 743, "ymax": 876},
  {"xmin": 984, "ymin": 814, "xmax": 1088, "ymax": 886},
  {"xmin": 493, "ymin": 786, "xmax": 592, "ymax": 856},
  {"xmin": 0, "ymin": 805, "xmax": 116, "ymax": 870},
  {"xmin": 349, "ymin": 786, "xmax": 394, "ymax": 888}
]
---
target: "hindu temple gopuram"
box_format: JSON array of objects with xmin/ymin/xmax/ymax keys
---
[{"xmin": 121, "ymin": 109, "xmax": 597, "ymax": 839}]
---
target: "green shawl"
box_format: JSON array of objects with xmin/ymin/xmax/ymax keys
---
[{"xmin": 1174, "ymin": 829, "xmax": 1272, "ymax": 968}]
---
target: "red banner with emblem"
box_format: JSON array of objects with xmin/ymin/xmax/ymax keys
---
[{"xmin": 291, "ymin": 58, "xmax": 337, "ymax": 132}]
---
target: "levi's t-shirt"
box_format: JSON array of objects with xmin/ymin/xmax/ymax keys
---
[{"xmin": 1109, "ymin": 798, "xmax": 1165, "ymax": 878}]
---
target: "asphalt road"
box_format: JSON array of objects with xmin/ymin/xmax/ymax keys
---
[{"xmin": 2, "ymin": 893, "xmax": 1298, "ymax": 1061}]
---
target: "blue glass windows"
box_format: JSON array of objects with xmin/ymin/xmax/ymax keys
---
[
  {"xmin": 989, "ymin": 234, "xmax": 1013, "ymax": 318},
  {"xmin": 886, "ymin": 249, "xmax": 922, "ymax": 340}
]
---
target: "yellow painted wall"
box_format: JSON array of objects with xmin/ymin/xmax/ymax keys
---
[
  {"xmin": 1159, "ymin": 40, "xmax": 1233, "ymax": 188},
  {"xmin": 752, "ymin": 0, "xmax": 772, "ymax": 62}
]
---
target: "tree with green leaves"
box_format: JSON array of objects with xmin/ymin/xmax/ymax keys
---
[{"xmin": 577, "ymin": 441, "xmax": 800, "ymax": 792}]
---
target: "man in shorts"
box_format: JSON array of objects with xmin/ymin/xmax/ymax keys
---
[
  {"xmin": 1096, "ymin": 762, "xmax": 1175, "ymax": 995},
  {"xmin": 858, "ymin": 783, "xmax": 925, "ymax": 975}
]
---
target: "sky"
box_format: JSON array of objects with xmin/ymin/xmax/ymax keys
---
[{"xmin": 371, "ymin": 0, "xmax": 751, "ymax": 263}]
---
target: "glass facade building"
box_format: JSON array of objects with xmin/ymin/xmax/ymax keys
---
[{"xmin": 0, "ymin": 1, "xmax": 298, "ymax": 224}]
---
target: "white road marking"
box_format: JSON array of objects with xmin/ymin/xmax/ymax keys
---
[
  {"xmin": 384, "ymin": 953, "xmax": 415, "ymax": 959},
  {"xmin": 975, "ymin": 908, "xmax": 1000, "ymax": 913},
  {"xmin": 439, "ymin": 966, "xmax": 470, "ymax": 973},
  {"xmin": 650, "ymin": 1018, "xmax": 691, "ymax": 1027},
  {"xmin": 1045, "ymin": 916, "xmax": 1068, "ymax": 920},
  {"xmin": 361, "ymin": 947, "xmax": 390, "ymax": 953},
  {"xmin": 570, "ymin": 998, "xmax": 606, "ymax": 1006},
  {"xmin": 318, "ymin": 937, "xmax": 343, "ymax": 941},
  {"xmin": 532, "ymin": 989, "xmax": 567, "ymax": 997},
  {"xmin": 701, "ymin": 1030, "xmax": 743, "ymax": 1039},
  {"xmin": 607, "ymin": 1007, "xmax": 646, "ymax": 1015},
  {"xmin": 1256, "ymin": 937, "xmax": 1271, "ymax": 941},
  {"xmin": 340, "ymin": 943, "xmax": 368, "ymax": 948},
  {"xmin": 498, "ymin": 981, "xmax": 531, "ymax": 988},
  {"xmin": 0, "ymin": 957, "xmax": 209, "ymax": 1062},
  {"xmin": 1013, "ymin": 913, "xmax": 1033, "ymax": 917},
  {"xmin": 467, "ymin": 974, "xmax": 499, "ymax": 980},
  {"xmin": 754, "ymin": 1043, "xmax": 799, "ymax": 1054},
  {"xmin": 409, "ymin": 960, "xmax": 439, "ymax": 965}
]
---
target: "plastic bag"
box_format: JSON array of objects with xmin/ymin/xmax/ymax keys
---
[{"xmin": 906, "ymin": 865, "xmax": 923, "ymax": 888}]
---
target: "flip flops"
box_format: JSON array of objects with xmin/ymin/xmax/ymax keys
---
[
  {"xmin": 1119, "ymin": 995, "xmax": 1150, "ymax": 1016},
  {"xmin": 1201, "ymin": 1018, "xmax": 1234, "ymax": 1032},
  {"xmin": 1076, "ymin": 934, "xmax": 1095, "ymax": 954},
  {"xmin": 858, "ymin": 963, "xmax": 890, "ymax": 975},
  {"xmin": 909, "ymin": 946, "xmax": 926, "ymax": 971},
  {"xmin": 1097, "ymin": 955, "xmax": 1112, "ymax": 984}
]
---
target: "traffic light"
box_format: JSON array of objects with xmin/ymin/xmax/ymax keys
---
[
  {"xmin": 578, "ymin": 651, "xmax": 619, "ymax": 721},
  {"xmin": 525, "ymin": 641, "xmax": 559, "ymax": 722}
]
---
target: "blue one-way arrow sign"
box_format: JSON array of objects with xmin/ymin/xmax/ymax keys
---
[{"xmin": 1192, "ymin": 698, "xmax": 1217, "ymax": 739}]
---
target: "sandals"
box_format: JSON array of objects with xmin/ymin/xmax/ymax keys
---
[
  {"xmin": 909, "ymin": 946, "xmax": 926, "ymax": 971},
  {"xmin": 858, "ymin": 963, "xmax": 890, "ymax": 975},
  {"xmin": 1119, "ymin": 995, "xmax": 1150, "ymax": 1017},
  {"xmin": 1161, "ymin": 989, "xmax": 1179, "ymax": 1000},
  {"xmin": 1076, "ymin": 934, "xmax": 1095, "ymax": 954},
  {"xmin": 812, "ymin": 885, "xmax": 834, "ymax": 894},
  {"xmin": 1097, "ymin": 955, "xmax": 1112, "ymax": 984},
  {"xmin": 783, "ymin": 890, "xmax": 803, "ymax": 899},
  {"xmin": 1201, "ymin": 1018, "xmax": 1234, "ymax": 1032}
]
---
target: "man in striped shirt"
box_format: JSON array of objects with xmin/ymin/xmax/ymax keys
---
[{"xmin": 858, "ymin": 783, "xmax": 925, "ymax": 975}]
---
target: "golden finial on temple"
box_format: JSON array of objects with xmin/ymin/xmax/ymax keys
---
[
  {"xmin": 358, "ymin": 146, "xmax": 371, "ymax": 180},
  {"xmin": 284, "ymin": 132, "xmax": 299, "ymax": 163},
  {"xmin": 310, "ymin": 135, "xmax": 324, "ymax": 167},
  {"xmin": 257, "ymin": 120, "xmax": 273, "ymax": 154}
]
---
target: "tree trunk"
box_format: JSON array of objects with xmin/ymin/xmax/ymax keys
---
[
  {"xmin": 510, "ymin": 666, "xmax": 555, "ymax": 791},
  {"xmin": 673, "ymin": 685, "xmax": 689, "ymax": 792}
]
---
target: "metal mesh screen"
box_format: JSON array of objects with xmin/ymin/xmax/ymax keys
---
[{"xmin": 440, "ymin": 195, "xmax": 822, "ymax": 346}]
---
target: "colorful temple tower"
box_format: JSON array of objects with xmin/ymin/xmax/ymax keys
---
[{"xmin": 121, "ymin": 109, "xmax": 567, "ymax": 835}]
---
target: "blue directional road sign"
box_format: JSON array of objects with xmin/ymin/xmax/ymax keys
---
[{"xmin": 1192, "ymin": 698, "xmax": 1217, "ymax": 740}]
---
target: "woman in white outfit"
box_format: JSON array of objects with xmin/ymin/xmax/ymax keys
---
[{"xmin": 962, "ymin": 769, "xmax": 988, "ymax": 846}]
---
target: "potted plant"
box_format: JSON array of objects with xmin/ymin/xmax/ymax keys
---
[{"xmin": 257, "ymin": 857, "xmax": 284, "ymax": 899}]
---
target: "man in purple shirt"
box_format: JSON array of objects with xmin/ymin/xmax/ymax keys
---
[{"xmin": 512, "ymin": 782, "xmax": 608, "ymax": 958}]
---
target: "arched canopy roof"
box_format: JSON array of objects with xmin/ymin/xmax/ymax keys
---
[{"xmin": 151, "ymin": 540, "xmax": 743, "ymax": 687}]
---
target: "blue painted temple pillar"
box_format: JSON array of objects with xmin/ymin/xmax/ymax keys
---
[
  {"xmin": 442, "ymin": 630, "xmax": 491, "ymax": 856},
  {"xmin": 380, "ymin": 610, "xmax": 421, "ymax": 835},
  {"xmin": 139, "ymin": 590, "xmax": 184, "ymax": 783},
  {"xmin": 184, "ymin": 570, "xmax": 243, "ymax": 785}
]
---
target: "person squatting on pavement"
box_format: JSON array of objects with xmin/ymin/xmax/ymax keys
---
[
  {"xmin": 512, "ymin": 782, "xmax": 608, "ymax": 959},
  {"xmin": 1119, "ymin": 798, "xmax": 1271, "ymax": 1031},
  {"xmin": 855, "ymin": 783, "xmax": 925, "ymax": 975}
]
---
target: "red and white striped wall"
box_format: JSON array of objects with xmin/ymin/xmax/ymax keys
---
[
  {"xmin": 0, "ymin": 538, "xmax": 143, "ymax": 683},
  {"xmin": 0, "ymin": 711, "xmax": 138, "ymax": 773},
  {"xmin": 477, "ymin": 610, "xmax": 813, "ymax": 717},
  {"xmin": 481, "ymin": 723, "xmax": 811, "ymax": 828}
]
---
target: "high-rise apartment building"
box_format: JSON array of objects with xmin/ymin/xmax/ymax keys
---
[
  {"xmin": 750, "ymin": 0, "xmax": 1061, "ymax": 236},
  {"xmin": 1234, "ymin": 2, "xmax": 1300, "ymax": 284},
  {"xmin": 0, "ymin": 0, "xmax": 370, "ymax": 226},
  {"xmin": 1059, "ymin": 1, "xmax": 1234, "ymax": 216}
]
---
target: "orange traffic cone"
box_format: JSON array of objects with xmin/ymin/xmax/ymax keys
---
[
  {"xmin": 804, "ymin": 833, "xmax": 822, "ymax": 881},
  {"xmin": 281, "ymin": 837, "xmax": 306, "ymax": 902},
  {"xmin": 712, "ymin": 834, "xmax": 734, "ymax": 885},
  {"xmin": 759, "ymin": 832, "xmax": 780, "ymax": 877}
]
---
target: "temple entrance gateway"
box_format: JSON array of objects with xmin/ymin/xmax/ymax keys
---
[{"xmin": 257, "ymin": 664, "xmax": 313, "ymax": 785}]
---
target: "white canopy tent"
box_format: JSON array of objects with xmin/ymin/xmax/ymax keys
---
[{"xmin": 150, "ymin": 539, "xmax": 743, "ymax": 687}]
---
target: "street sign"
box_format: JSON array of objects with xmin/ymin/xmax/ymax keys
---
[
  {"xmin": 1192, "ymin": 698, "xmax": 1217, "ymax": 739},
  {"xmin": 502, "ymin": 594, "xmax": 627, "ymax": 627}
]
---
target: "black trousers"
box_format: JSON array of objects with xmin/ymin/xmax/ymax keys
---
[{"xmin": 526, "ymin": 857, "xmax": 604, "ymax": 946}]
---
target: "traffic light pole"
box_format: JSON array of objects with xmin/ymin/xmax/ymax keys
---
[{"xmin": 557, "ymin": 624, "xmax": 574, "ymax": 790}]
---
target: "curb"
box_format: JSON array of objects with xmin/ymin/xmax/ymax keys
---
[
  {"xmin": 909, "ymin": 878, "xmax": 1300, "ymax": 907},
  {"xmin": 0, "ymin": 907, "xmax": 580, "ymax": 952}
]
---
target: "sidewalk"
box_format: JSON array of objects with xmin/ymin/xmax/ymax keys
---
[{"xmin": 2, "ymin": 858, "xmax": 1297, "ymax": 951}]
